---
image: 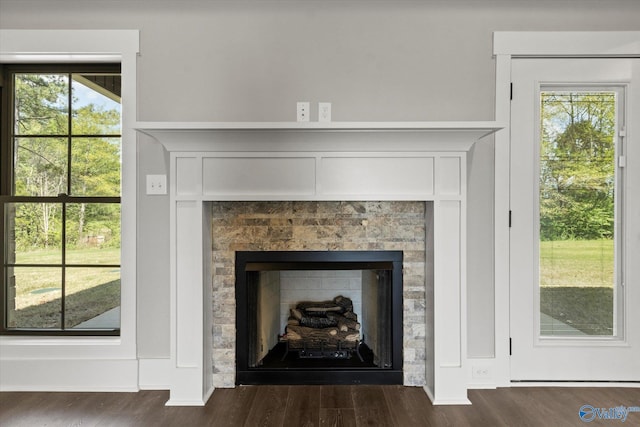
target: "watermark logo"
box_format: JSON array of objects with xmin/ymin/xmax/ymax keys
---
[{"xmin": 579, "ymin": 404, "xmax": 640, "ymax": 423}]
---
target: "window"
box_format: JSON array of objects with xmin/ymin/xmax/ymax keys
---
[{"xmin": 1, "ymin": 64, "xmax": 121, "ymax": 335}]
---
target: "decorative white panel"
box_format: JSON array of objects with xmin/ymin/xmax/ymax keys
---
[
  {"xmin": 202, "ymin": 157, "xmax": 316, "ymax": 196},
  {"xmin": 437, "ymin": 157, "xmax": 462, "ymax": 196},
  {"xmin": 436, "ymin": 200, "xmax": 461, "ymax": 367},
  {"xmin": 176, "ymin": 157, "xmax": 200, "ymax": 196},
  {"xmin": 175, "ymin": 201, "xmax": 202, "ymax": 368},
  {"xmin": 320, "ymin": 156, "xmax": 435, "ymax": 197}
]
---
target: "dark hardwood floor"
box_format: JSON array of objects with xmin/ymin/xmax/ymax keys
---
[{"xmin": 1, "ymin": 385, "xmax": 639, "ymax": 426}]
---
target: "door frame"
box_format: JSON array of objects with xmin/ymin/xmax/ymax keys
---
[{"xmin": 493, "ymin": 31, "xmax": 640, "ymax": 387}]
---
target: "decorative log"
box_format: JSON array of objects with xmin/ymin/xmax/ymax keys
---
[
  {"xmin": 285, "ymin": 329, "xmax": 302, "ymax": 340},
  {"xmin": 286, "ymin": 325, "xmax": 339, "ymax": 340},
  {"xmin": 290, "ymin": 308, "xmax": 303, "ymax": 321},
  {"xmin": 343, "ymin": 332, "xmax": 359, "ymax": 342},
  {"xmin": 343, "ymin": 311, "xmax": 357, "ymax": 321},
  {"xmin": 296, "ymin": 301, "xmax": 342, "ymax": 313},
  {"xmin": 285, "ymin": 296, "xmax": 360, "ymax": 351},
  {"xmin": 333, "ymin": 295, "xmax": 353, "ymax": 313},
  {"xmin": 326, "ymin": 312, "xmax": 360, "ymax": 331},
  {"xmin": 300, "ymin": 316, "xmax": 337, "ymax": 329},
  {"xmin": 285, "ymin": 324, "xmax": 359, "ymax": 348}
]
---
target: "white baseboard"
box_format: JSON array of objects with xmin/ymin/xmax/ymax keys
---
[
  {"xmin": 511, "ymin": 382, "xmax": 640, "ymax": 388},
  {"xmin": 165, "ymin": 385, "xmax": 214, "ymax": 407},
  {"xmin": 138, "ymin": 358, "xmax": 172, "ymax": 390},
  {"xmin": 0, "ymin": 358, "xmax": 138, "ymax": 392},
  {"xmin": 423, "ymin": 385, "xmax": 435, "ymax": 403}
]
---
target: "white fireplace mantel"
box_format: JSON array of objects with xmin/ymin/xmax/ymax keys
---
[
  {"xmin": 136, "ymin": 121, "xmax": 501, "ymax": 152},
  {"xmin": 135, "ymin": 121, "xmax": 501, "ymax": 133},
  {"xmin": 135, "ymin": 121, "xmax": 502, "ymax": 406}
]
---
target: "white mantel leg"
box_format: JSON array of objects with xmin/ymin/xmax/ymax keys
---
[
  {"xmin": 166, "ymin": 199, "xmax": 213, "ymax": 406},
  {"xmin": 430, "ymin": 199, "xmax": 470, "ymax": 404}
]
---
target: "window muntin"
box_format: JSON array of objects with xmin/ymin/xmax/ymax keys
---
[{"xmin": 2, "ymin": 65, "xmax": 121, "ymax": 335}]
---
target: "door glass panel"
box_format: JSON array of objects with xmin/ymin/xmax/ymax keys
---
[{"xmin": 539, "ymin": 90, "xmax": 618, "ymax": 337}]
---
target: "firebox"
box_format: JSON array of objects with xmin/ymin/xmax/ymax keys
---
[{"xmin": 235, "ymin": 250, "xmax": 403, "ymax": 385}]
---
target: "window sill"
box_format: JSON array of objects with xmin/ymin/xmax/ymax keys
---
[{"xmin": 0, "ymin": 335, "xmax": 122, "ymax": 346}]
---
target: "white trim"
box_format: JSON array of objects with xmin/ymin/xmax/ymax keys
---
[
  {"xmin": 0, "ymin": 29, "xmax": 139, "ymax": 392},
  {"xmin": 135, "ymin": 120, "xmax": 502, "ymax": 132},
  {"xmin": 0, "ymin": 359, "xmax": 139, "ymax": 392},
  {"xmin": 139, "ymin": 358, "xmax": 172, "ymax": 390},
  {"xmin": 0, "ymin": 29, "xmax": 139, "ymax": 61},
  {"xmin": 493, "ymin": 31, "xmax": 640, "ymax": 386},
  {"xmin": 493, "ymin": 31, "xmax": 640, "ymax": 57},
  {"xmin": 135, "ymin": 123, "xmax": 503, "ymax": 153},
  {"xmin": 493, "ymin": 53, "xmax": 512, "ymax": 389},
  {"xmin": 510, "ymin": 382, "xmax": 640, "ymax": 388}
]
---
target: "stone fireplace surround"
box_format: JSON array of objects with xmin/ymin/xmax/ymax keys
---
[
  {"xmin": 216, "ymin": 201, "xmax": 422, "ymax": 386},
  {"xmin": 136, "ymin": 121, "xmax": 501, "ymax": 406}
]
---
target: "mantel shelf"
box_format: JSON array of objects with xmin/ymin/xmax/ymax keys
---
[
  {"xmin": 134, "ymin": 121, "xmax": 504, "ymax": 153},
  {"xmin": 135, "ymin": 120, "xmax": 503, "ymax": 133}
]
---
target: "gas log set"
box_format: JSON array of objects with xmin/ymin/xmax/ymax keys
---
[{"xmin": 282, "ymin": 295, "xmax": 362, "ymax": 360}]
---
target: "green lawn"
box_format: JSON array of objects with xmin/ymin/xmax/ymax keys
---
[
  {"xmin": 16, "ymin": 247, "xmax": 120, "ymax": 265},
  {"xmin": 8, "ymin": 247, "xmax": 120, "ymax": 329},
  {"xmin": 540, "ymin": 239, "xmax": 614, "ymax": 288},
  {"xmin": 539, "ymin": 239, "xmax": 614, "ymax": 335}
]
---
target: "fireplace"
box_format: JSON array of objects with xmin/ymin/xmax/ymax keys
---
[
  {"xmin": 210, "ymin": 200, "xmax": 427, "ymax": 389},
  {"xmin": 235, "ymin": 250, "xmax": 403, "ymax": 385},
  {"xmin": 135, "ymin": 121, "xmax": 501, "ymax": 405}
]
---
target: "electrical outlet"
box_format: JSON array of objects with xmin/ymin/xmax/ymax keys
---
[
  {"xmin": 472, "ymin": 365, "xmax": 491, "ymax": 379},
  {"xmin": 297, "ymin": 102, "xmax": 310, "ymax": 122},
  {"xmin": 146, "ymin": 174, "xmax": 167, "ymax": 195},
  {"xmin": 318, "ymin": 102, "xmax": 331, "ymax": 122}
]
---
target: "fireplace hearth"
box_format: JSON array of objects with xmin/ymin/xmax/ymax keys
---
[{"xmin": 235, "ymin": 250, "xmax": 403, "ymax": 385}]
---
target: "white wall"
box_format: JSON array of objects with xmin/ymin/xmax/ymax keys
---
[{"xmin": 1, "ymin": 0, "xmax": 638, "ymax": 359}]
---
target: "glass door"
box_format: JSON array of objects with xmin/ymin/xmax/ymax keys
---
[{"xmin": 510, "ymin": 58, "xmax": 639, "ymax": 381}]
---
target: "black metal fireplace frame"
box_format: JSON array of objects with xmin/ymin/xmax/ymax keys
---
[{"xmin": 235, "ymin": 250, "xmax": 403, "ymax": 385}]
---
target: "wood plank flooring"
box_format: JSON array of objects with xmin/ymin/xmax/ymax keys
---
[{"xmin": 1, "ymin": 385, "xmax": 639, "ymax": 426}]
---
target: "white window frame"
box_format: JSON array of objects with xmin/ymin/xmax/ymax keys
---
[
  {"xmin": 0, "ymin": 30, "xmax": 139, "ymax": 391},
  {"xmin": 493, "ymin": 31, "xmax": 640, "ymax": 387}
]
